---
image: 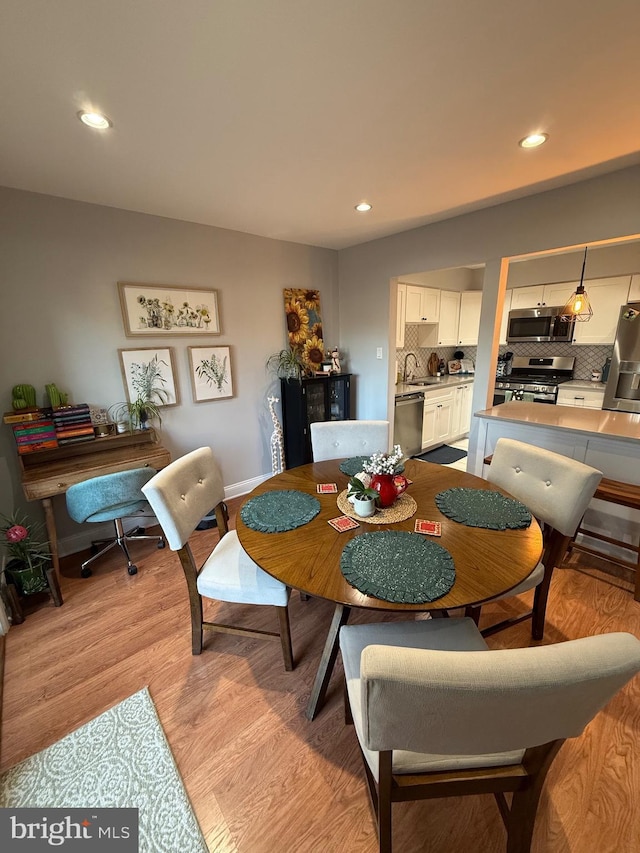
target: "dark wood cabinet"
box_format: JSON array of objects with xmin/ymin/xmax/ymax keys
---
[{"xmin": 281, "ymin": 374, "xmax": 352, "ymax": 468}]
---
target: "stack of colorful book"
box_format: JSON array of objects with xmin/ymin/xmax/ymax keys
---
[
  {"xmin": 8, "ymin": 411, "xmax": 59, "ymax": 454},
  {"xmin": 52, "ymin": 404, "xmax": 96, "ymax": 446}
]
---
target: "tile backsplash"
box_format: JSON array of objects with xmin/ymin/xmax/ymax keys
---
[{"xmin": 396, "ymin": 325, "xmax": 612, "ymax": 382}]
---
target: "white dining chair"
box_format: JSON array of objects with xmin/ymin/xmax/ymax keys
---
[
  {"xmin": 471, "ymin": 437, "xmax": 602, "ymax": 639},
  {"xmin": 339, "ymin": 617, "xmax": 640, "ymax": 853},
  {"xmin": 310, "ymin": 420, "xmax": 390, "ymax": 462},
  {"xmin": 142, "ymin": 447, "xmax": 294, "ymax": 670}
]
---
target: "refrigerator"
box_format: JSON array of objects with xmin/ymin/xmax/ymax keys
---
[{"xmin": 602, "ymin": 302, "xmax": 640, "ymax": 414}]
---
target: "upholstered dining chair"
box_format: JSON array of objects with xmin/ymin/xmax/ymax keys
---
[
  {"xmin": 310, "ymin": 419, "xmax": 390, "ymax": 462},
  {"xmin": 66, "ymin": 467, "xmax": 165, "ymax": 578},
  {"xmin": 141, "ymin": 446, "xmax": 294, "ymax": 669},
  {"xmin": 468, "ymin": 437, "xmax": 602, "ymax": 639},
  {"xmin": 339, "ymin": 617, "xmax": 640, "ymax": 853}
]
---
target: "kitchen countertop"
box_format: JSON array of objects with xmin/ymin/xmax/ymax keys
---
[
  {"xmin": 558, "ymin": 379, "xmax": 606, "ymax": 391},
  {"xmin": 475, "ymin": 401, "xmax": 640, "ymax": 443},
  {"xmin": 395, "ymin": 375, "xmax": 475, "ymax": 398}
]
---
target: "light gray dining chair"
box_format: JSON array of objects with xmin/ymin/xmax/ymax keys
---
[
  {"xmin": 310, "ymin": 419, "xmax": 389, "ymax": 462},
  {"xmin": 141, "ymin": 446, "xmax": 294, "ymax": 670},
  {"xmin": 339, "ymin": 617, "xmax": 640, "ymax": 853},
  {"xmin": 469, "ymin": 437, "xmax": 602, "ymax": 639}
]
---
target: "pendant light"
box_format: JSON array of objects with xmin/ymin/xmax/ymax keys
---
[{"xmin": 561, "ymin": 247, "xmax": 593, "ymax": 322}]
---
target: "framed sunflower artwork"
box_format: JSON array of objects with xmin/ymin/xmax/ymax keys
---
[
  {"xmin": 118, "ymin": 282, "xmax": 220, "ymax": 336},
  {"xmin": 283, "ymin": 288, "xmax": 324, "ymax": 373}
]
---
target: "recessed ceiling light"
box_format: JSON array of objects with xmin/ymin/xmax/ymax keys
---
[
  {"xmin": 518, "ymin": 133, "xmax": 548, "ymax": 149},
  {"xmin": 354, "ymin": 202, "xmax": 372, "ymax": 212},
  {"xmin": 77, "ymin": 110, "xmax": 112, "ymax": 130}
]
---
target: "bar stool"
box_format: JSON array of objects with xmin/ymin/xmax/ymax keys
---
[
  {"xmin": 567, "ymin": 477, "xmax": 640, "ymax": 602},
  {"xmin": 484, "ymin": 454, "xmax": 640, "ymax": 603}
]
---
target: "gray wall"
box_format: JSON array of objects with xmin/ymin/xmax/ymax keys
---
[{"xmin": 0, "ymin": 187, "xmax": 338, "ymax": 547}]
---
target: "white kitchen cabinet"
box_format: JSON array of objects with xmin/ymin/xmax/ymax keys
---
[
  {"xmin": 557, "ymin": 385, "xmax": 604, "ymax": 409},
  {"xmin": 572, "ymin": 277, "xmax": 631, "ymax": 345},
  {"xmin": 628, "ymin": 274, "xmax": 640, "ymax": 302},
  {"xmin": 499, "ymin": 290, "xmax": 512, "ymax": 345},
  {"xmin": 437, "ymin": 290, "xmax": 461, "ymax": 346},
  {"xmin": 509, "ymin": 282, "xmax": 577, "ymax": 310},
  {"xmin": 404, "ymin": 285, "xmax": 440, "ymax": 323},
  {"xmin": 451, "ymin": 381, "xmax": 474, "ymax": 438},
  {"xmin": 422, "ymin": 388, "xmax": 454, "ymax": 450},
  {"xmin": 457, "ymin": 291, "xmax": 482, "ymax": 345},
  {"xmin": 396, "ymin": 283, "xmax": 406, "ymax": 348}
]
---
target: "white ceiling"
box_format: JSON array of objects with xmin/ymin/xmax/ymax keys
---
[{"xmin": 2, "ymin": 0, "xmax": 639, "ymax": 250}]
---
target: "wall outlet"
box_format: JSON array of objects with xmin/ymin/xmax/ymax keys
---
[{"xmin": 376, "ymin": 347, "xmax": 383, "ymax": 359}]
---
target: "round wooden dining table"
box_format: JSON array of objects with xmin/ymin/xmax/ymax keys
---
[{"xmin": 236, "ymin": 457, "xmax": 543, "ymax": 720}]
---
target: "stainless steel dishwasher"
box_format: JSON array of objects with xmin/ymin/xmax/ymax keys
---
[{"xmin": 393, "ymin": 392, "xmax": 424, "ymax": 458}]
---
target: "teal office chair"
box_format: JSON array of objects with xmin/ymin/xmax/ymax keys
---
[{"xmin": 66, "ymin": 467, "xmax": 165, "ymax": 578}]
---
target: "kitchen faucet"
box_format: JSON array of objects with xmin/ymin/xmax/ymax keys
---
[{"xmin": 403, "ymin": 352, "xmax": 419, "ymax": 382}]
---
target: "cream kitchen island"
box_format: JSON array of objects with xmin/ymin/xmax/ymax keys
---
[{"xmin": 473, "ymin": 401, "xmax": 640, "ymax": 573}]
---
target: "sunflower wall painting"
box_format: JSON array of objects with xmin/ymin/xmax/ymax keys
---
[{"xmin": 283, "ymin": 288, "xmax": 325, "ymax": 374}]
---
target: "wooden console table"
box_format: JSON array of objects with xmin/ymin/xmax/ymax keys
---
[{"xmin": 18, "ymin": 430, "xmax": 171, "ymax": 578}]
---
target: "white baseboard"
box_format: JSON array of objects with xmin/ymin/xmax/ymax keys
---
[{"xmin": 57, "ymin": 472, "xmax": 274, "ymax": 558}]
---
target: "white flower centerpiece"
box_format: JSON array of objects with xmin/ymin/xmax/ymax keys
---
[
  {"xmin": 362, "ymin": 444, "xmax": 404, "ymax": 476},
  {"xmin": 360, "ymin": 445, "xmax": 408, "ymax": 508}
]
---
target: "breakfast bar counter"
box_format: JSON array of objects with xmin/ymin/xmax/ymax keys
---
[
  {"xmin": 474, "ymin": 401, "xmax": 640, "ymax": 449},
  {"xmin": 473, "ymin": 401, "xmax": 640, "ymax": 571}
]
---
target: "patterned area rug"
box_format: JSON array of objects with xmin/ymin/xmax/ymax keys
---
[{"xmin": 0, "ymin": 687, "xmax": 208, "ymax": 853}]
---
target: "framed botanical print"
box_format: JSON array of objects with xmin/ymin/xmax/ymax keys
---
[
  {"xmin": 118, "ymin": 348, "xmax": 179, "ymax": 406},
  {"xmin": 118, "ymin": 282, "xmax": 220, "ymax": 336},
  {"xmin": 188, "ymin": 346, "xmax": 233, "ymax": 402}
]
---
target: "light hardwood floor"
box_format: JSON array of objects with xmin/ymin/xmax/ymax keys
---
[{"xmin": 2, "ymin": 497, "xmax": 639, "ymax": 853}]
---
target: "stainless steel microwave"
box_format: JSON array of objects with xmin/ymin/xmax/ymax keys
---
[{"xmin": 506, "ymin": 306, "xmax": 575, "ymax": 343}]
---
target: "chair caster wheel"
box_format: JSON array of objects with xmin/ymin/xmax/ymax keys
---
[
  {"xmin": 157, "ymin": 540, "xmax": 166, "ymax": 549},
  {"xmin": 81, "ymin": 568, "xmax": 92, "ymax": 579},
  {"xmin": 128, "ymin": 565, "xmax": 138, "ymax": 576}
]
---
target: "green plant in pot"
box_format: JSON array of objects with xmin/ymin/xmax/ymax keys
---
[
  {"xmin": 347, "ymin": 475, "xmax": 379, "ymax": 518},
  {"xmin": 1, "ymin": 510, "xmax": 51, "ymax": 596},
  {"xmin": 110, "ymin": 353, "xmax": 169, "ymax": 430},
  {"xmin": 266, "ymin": 347, "xmax": 304, "ymax": 382}
]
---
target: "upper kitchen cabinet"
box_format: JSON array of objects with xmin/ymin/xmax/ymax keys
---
[
  {"xmin": 404, "ymin": 285, "xmax": 440, "ymax": 323},
  {"xmin": 629, "ymin": 274, "xmax": 640, "ymax": 302},
  {"xmin": 396, "ymin": 283, "xmax": 407, "ymax": 347},
  {"xmin": 572, "ymin": 276, "xmax": 631, "ymax": 345},
  {"xmin": 509, "ymin": 282, "xmax": 577, "ymax": 310},
  {"xmin": 457, "ymin": 291, "xmax": 482, "ymax": 345},
  {"xmin": 436, "ymin": 290, "xmax": 461, "ymax": 345}
]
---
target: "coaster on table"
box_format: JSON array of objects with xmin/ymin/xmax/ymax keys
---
[
  {"xmin": 415, "ymin": 519, "xmax": 441, "ymax": 536},
  {"xmin": 317, "ymin": 483, "xmax": 338, "ymax": 494},
  {"xmin": 328, "ymin": 515, "xmax": 360, "ymax": 532}
]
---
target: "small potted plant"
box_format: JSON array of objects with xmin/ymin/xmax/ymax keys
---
[
  {"xmin": 266, "ymin": 347, "xmax": 304, "ymax": 382},
  {"xmin": 1, "ymin": 510, "xmax": 51, "ymax": 596},
  {"xmin": 347, "ymin": 474, "xmax": 379, "ymax": 518},
  {"xmin": 110, "ymin": 353, "xmax": 169, "ymax": 431}
]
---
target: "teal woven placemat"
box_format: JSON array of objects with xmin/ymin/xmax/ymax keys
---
[
  {"xmin": 340, "ymin": 530, "xmax": 455, "ymax": 603},
  {"xmin": 339, "ymin": 456, "xmax": 405, "ymax": 476},
  {"xmin": 241, "ymin": 490, "xmax": 321, "ymax": 533},
  {"xmin": 435, "ymin": 488, "xmax": 531, "ymax": 530}
]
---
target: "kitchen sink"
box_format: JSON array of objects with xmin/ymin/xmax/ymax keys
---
[{"xmin": 409, "ymin": 378, "xmax": 444, "ymax": 385}]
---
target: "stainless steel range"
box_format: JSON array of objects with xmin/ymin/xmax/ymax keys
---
[{"xmin": 493, "ymin": 356, "xmax": 575, "ymax": 405}]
